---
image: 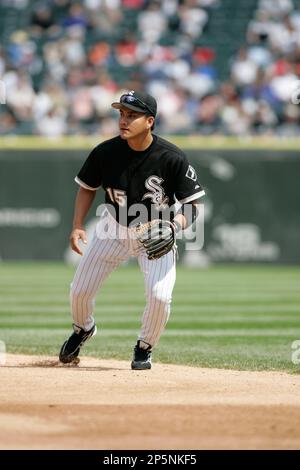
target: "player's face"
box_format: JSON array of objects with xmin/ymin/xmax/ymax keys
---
[{"xmin": 119, "ymin": 107, "xmax": 153, "ymax": 139}]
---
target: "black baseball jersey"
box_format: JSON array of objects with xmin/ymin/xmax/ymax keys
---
[{"xmin": 75, "ymin": 135, "xmax": 205, "ymax": 226}]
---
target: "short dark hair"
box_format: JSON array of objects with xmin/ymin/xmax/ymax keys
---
[{"xmin": 146, "ymin": 113, "xmax": 155, "ymax": 131}]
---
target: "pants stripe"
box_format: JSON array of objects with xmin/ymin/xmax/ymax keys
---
[{"xmin": 70, "ymin": 214, "xmax": 176, "ymax": 347}]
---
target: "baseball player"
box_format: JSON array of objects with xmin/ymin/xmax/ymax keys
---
[{"xmin": 59, "ymin": 90, "xmax": 205, "ymax": 369}]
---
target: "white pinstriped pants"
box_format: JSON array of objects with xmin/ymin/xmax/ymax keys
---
[{"xmin": 70, "ymin": 211, "xmax": 176, "ymax": 347}]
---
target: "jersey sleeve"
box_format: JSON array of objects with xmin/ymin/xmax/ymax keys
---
[
  {"xmin": 174, "ymin": 153, "xmax": 205, "ymax": 204},
  {"xmin": 75, "ymin": 145, "xmax": 103, "ymax": 191}
]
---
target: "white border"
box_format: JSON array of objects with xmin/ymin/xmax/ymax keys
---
[
  {"xmin": 178, "ymin": 190, "xmax": 205, "ymax": 204},
  {"xmin": 74, "ymin": 176, "xmax": 100, "ymax": 191}
]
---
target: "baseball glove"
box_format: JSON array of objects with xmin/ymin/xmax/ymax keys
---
[{"xmin": 135, "ymin": 219, "xmax": 177, "ymax": 260}]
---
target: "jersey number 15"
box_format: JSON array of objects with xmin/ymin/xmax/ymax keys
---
[{"xmin": 106, "ymin": 188, "xmax": 127, "ymax": 207}]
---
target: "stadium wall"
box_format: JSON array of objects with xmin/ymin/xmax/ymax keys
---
[{"xmin": 0, "ymin": 140, "xmax": 299, "ymax": 264}]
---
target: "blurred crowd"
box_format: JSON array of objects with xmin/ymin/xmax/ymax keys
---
[{"xmin": 0, "ymin": 0, "xmax": 300, "ymax": 137}]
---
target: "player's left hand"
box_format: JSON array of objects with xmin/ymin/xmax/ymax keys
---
[{"xmin": 135, "ymin": 219, "xmax": 177, "ymax": 260}]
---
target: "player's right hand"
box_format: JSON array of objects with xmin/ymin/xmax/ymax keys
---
[{"xmin": 70, "ymin": 228, "xmax": 87, "ymax": 256}]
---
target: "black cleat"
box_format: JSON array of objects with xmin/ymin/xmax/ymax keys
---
[
  {"xmin": 59, "ymin": 323, "xmax": 97, "ymax": 364},
  {"xmin": 131, "ymin": 340, "xmax": 152, "ymax": 370}
]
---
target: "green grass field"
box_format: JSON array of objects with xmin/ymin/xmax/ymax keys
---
[{"xmin": 1, "ymin": 262, "xmax": 300, "ymax": 373}]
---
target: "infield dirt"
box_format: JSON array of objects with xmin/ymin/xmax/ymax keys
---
[{"xmin": 1, "ymin": 354, "xmax": 300, "ymax": 450}]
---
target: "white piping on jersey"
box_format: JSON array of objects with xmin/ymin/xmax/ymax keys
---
[
  {"xmin": 178, "ymin": 190, "xmax": 205, "ymax": 205},
  {"xmin": 75, "ymin": 176, "xmax": 101, "ymax": 191}
]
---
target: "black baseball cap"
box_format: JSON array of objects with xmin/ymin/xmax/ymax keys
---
[{"xmin": 111, "ymin": 91, "xmax": 157, "ymax": 117}]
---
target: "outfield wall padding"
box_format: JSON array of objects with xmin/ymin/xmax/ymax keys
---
[{"xmin": 0, "ymin": 148, "xmax": 299, "ymax": 263}]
